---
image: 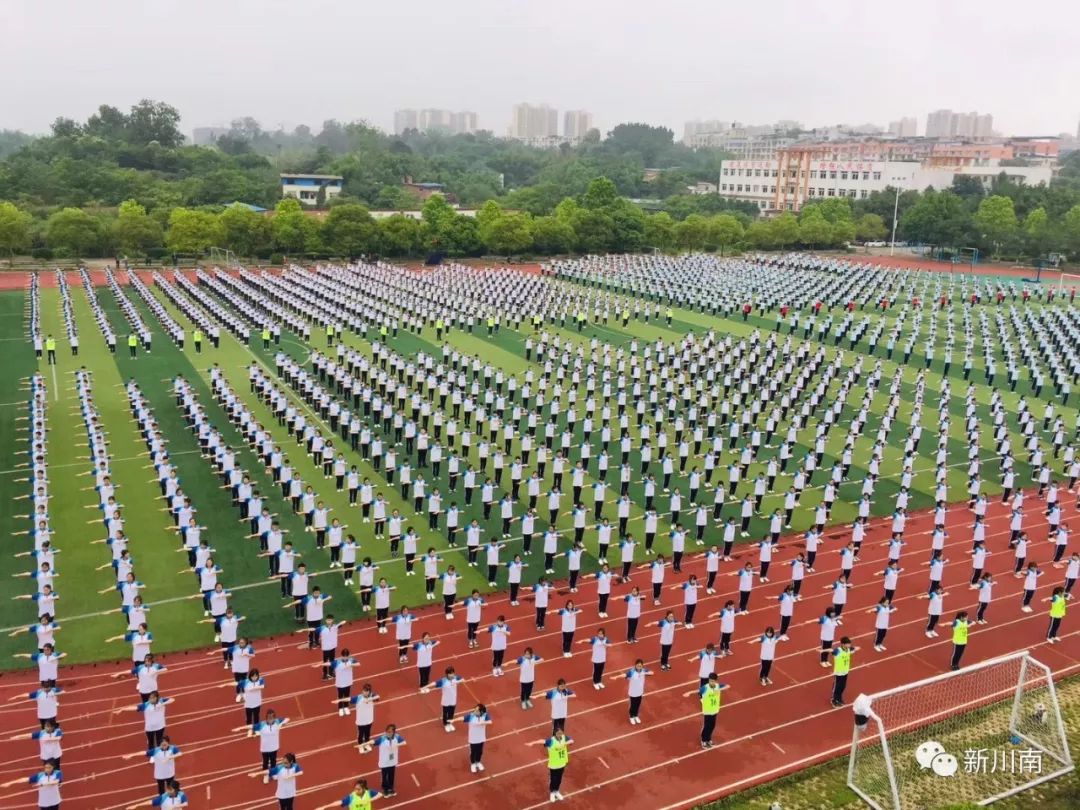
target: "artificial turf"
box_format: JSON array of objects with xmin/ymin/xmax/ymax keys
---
[{"xmin": 0, "ymin": 270, "xmax": 1072, "ymax": 669}]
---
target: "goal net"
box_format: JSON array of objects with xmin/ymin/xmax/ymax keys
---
[
  {"xmin": 847, "ymin": 652, "xmax": 1073, "ymax": 809},
  {"xmin": 1057, "ymin": 272, "xmax": 1080, "ymax": 296}
]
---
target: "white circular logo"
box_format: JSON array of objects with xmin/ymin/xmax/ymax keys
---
[{"xmin": 915, "ymin": 740, "xmax": 945, "ymax": 769}]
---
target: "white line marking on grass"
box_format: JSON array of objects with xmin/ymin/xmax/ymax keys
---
[{"xmin": 50, "ymin": 363, "xmax": 58, "ymax": 401}]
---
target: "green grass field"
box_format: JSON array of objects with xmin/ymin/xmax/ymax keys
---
[{"xmin": 1, "ymin": 270, "xmax": 1076, "ymax": 668}]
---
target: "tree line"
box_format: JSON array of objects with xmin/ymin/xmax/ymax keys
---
[{"xmin": 1, "ymin": 99, "xmax": 1080, "ymax": 263}]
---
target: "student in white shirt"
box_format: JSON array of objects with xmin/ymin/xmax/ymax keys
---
[
  {"xmin": 622, "ymin": 659, "xmax": 652, "ymax": 724},
  {"xmin": 754, "ymin": 626, "xmax": 778, "ymax": 686},
  {"xmin": 515, "ymin": 647, "xmax": 542, "ymax": 709},
  {"xmin": 373, "ymin": 724, "xmax": 406, "ymax": 797},
  {"xmin": 463, "ymin": 704, "xmax": 492, "ymax": 773},
  {"xmin": 349, "ymin": 684, "xmax": 380, "ymax": 752},
  {"xmin": 269, "ymin": 752, "xmax": 302, "ymax": 810},
  {"xmin": 253, "ymin": 710, "xmax": 289, "ymax": 782}
]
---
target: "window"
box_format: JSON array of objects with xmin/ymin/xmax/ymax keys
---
[
  {"xmin": 810, "ymin": 170, "xmax": 817, "ymax": 179},
  {"xmin": 860, "ymin": 190, "xmax": 868, "ymax": 198},
  {"xmin": 848, "ymin": 189, "xmax": 857, "ymax": 198},
  {"xmin": 759, "ymin": 201, "xmax": 766, "ymax": 209},
  {"xmin": 827, "ymin": 188, "xmax": 835, "ymax": 196},
  {"xmin": 808, "ymin": 188, "xmax": 816, "ymax": 197},
  {"xmin": 873, "ymin": 171, "xmax": 882, "ymax": 180},
  {"xmin": 771, "ymin": 169, "xmax": 777, "ymax": 177},
  {"xmin": 840, "ymin": 171, "xmax": 849, "ymax": 180},
  {"xmin": 754, "ymin": 169, "xmax": 761, "ymax": 177},
  {"xmin": 829, "ymin": 171, "xmax": 837, "ymax": 179},
  {"xmin": 818, "ymin": 187, "xmax": 825, "ymax": 196},
  {"xmin": 862, "ymin": 171, "xmax": 870, "ymax": 180}
]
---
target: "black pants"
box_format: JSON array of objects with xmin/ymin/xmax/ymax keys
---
[
  {"xmin": 627, "ymin": 617, "xmax": 639, "ymax": 642},
  {"xmin": 381, "ymin": 766, "xmax": 396, "ymax": 794},
  {"xmin": 470, "ymin": 741, "xmax": 485, "ymax": 764},
  {"xmin": 660, "ymin": 643, "xmax": 672, "ymax": 668},
  {"xmin": 951, "ymin": 643, "xmax": 966, "ymax": 670},
  {"xmin": 549, "ymin": 766, "xmax": 565, "ymax": 792},
  {"xmin": 245, "ymin": 706, "xmax": 261, "ymax": 725},
  {"xmin": 145, "ymin": 728, "xmax": 165, "ymax": 748},
  {"xmin": 701, "ymin": 713, "xmax": 718, "ymax": 743},
  {"xmin": 279, "ymin": 799, "xmax": 294, "ymax": 810},
  {"xmin": 831, "ymin": 674, "xmax": 848, "ymax": 704},
  {"xmin": 521, "ymin": 681, "xmax": 534, "ymax": 703},
  {"xmin": 442, "ymin": 704, "xmax": 456, "ymax": 724},
  {"xmin": 759, "ymin": 659, "xmax": 773, "ymax": 680},
  {"xmin": 562, "ymin": 631, "xmax": 574, "ymax": 653},
  {"xmin": 628, "ymin": 695, "xmax": 643, "ymax": 718},
  {"xmin": 1047, "ymin": 617, "xmax": 1062, "ymax": 639},
  {"xmin": 357, "ymin": 724, "xmax": 372, "ymax": 745},
  {"xmin": 592, "ymin": 661, "xmax": 605, "ymax": 685},
  {"xmin": 262, "ymin": 750, "xmax": 277, "ymax": 770}
]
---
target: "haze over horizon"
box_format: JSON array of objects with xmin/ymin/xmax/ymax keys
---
[{"xmin": 3, "ymin": 0, "xmax": 1078, "ymax": 138}]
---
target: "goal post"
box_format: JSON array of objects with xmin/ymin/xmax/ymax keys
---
[
  {"xmin": 847, "ymin": 651, "xmax": 1073, "ymax": 809},
  {"xmin": 1057, "ymin": 272, "xmax": 1080, "ymax": 295},
  {"xmin": 208, "ymin": 246, "xmax": 238, "ymax": 267}
]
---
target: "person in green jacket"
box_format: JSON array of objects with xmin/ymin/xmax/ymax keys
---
[
  {"xmin": 45, "ymin": 335, "xmax": 56, "ymax": 365},
  {"xmin": 128, "ymin": 333, "xmax": 138, "ymax": 358},
  {"xmin": 1047, "ymin": 587, "xmax": 1067, "ymax": 643},
  {"xmin": 545, "ymin": 728, "xmax": 572, "ymax": 802},
  {"xmin": 193, "ymin": 329, "xmax": 203, "ymax": 354}
]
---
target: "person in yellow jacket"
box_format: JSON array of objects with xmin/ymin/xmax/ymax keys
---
[
  {"xmin": 830, "ymin": 636, "xmax": 857, "ymax": 707},
  {"xmin": 128, "ymin": 333, "xmax": 138, "ymax": 358},
  {"xmin": 950, "ymin": 610, "xmax": 970, "ymax": 670},
  {"xmin": 665, "ymin": 307, "xmax": 674, "ymax": 326},
  {"xmin": 317, "ymin": 777, "xmax": 379, "ymax": 810},
  {"xmin": 691, "ymin": 672, "xmax": 729, "ymax": 749},
  {"xmin": 192, "ymin": 329, "xmax": 203, "ymax": 354},
  {"xmin": 1047, "ymin": 586, "xmax": 1067, "ymax": 643},
  {"xmin": 261, "ymin": 327, "xmax": 271, "ymax": 349},
  {"xmin": 45, "ymin": 335, "xmax": 56, "ymax": 365},
  {"xmin": 326, "ymin": 323, "xmax": 335, "ymax": 347},
  {"xmin": 544, "ymin": 728, "xmax": 572, "ymax": 802},
  {"xmin": 435, "ymin": 318, "xmax": 444, "ymax": 340}
]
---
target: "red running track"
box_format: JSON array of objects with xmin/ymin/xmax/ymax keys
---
[{"xmin": 1, "ymin": 494, "xmax": 1077, "ymax": 810}]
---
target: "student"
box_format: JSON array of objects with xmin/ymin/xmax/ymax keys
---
[
  {"xmin": 1020, "ymin": 563, "xmax": 1043, "ymax": 612},
  {"xmin": 149, "ymin": 780, "xmax": 189, "ymax": 808},
  {"xmin": 870, "ymin": 598, "xmax": 896, "ymax": 652},
  {"xmin": 516, "ymin": 647, "xmax": 542, "ymax": 709},
  {"xmin": 950, "ymin": 611, "xmax": 970, "ymax": 671},
  {"xmin": 464, "ymin": 590, "xmax": 486, "ymax": 649},
  {"xmin": 924, "ymin": 584, "xmax": 946, "ymax": 637},
  {"xmin": 372, "ymin": 724, "xmax": 405, "ymax": 798},
  {"xmin": 25, "ymin": 761, "xmax": 62, "ymax": 810},
  {"xmin": 436, "ymin": 667, "xmax": 464, "ymax": 731},
  {"xmin": 320, "ymin": 778, "xmax": 379, "ymax": 810},
  {"xmin": 463, "ymin": 704, "xmax": 492, "ymax": 773},
  {"xmin": 269, "ymin": 752, "xmax": 302, "ymax": 810},
  {"xmin": 413, "ymin": 633, "xmax": 439, "ymax": 692},
  {"xmin": 533, "ymin": 577, "xmax": 553, "ymax": 630},
  {"xmin": 254, "ymin": 710, "xmax": 289, "ymax": 783},
  {"xmin": 818, "ymin": 607, "xmax": 838, "ymax": 667},
  {"xmin": 350, "ymin": 684, "xmax": 380, "ymax": 752},
  {"xmin": 331, "ymin": 650, "xmax": 356, "ymax": 713},
  {"xmin": 392, "ymin": 607, "xmax": 415, "ymax": 663},
  {"xmin": 25, "ymin": 719, "xmax": 63, "ymax": 768},
  {"xmin": 975, "ymin": 573, "xmax": 994, "ymax": 624},
  {"xmin": 695, "ymin": 673, "xmax": 728, "ymax": 749},
  {"xmin": 657, "ymin": 610, "xmax": 681, "ymax": 671},
  {"xmin": 115, "ymin": 691, "xmax": 172, "ymax": 748},
  {"xmin": 1047, "ymin": 586, "xmax": 1067, "ymax": 643},
  {"xmin": 623, "ymin": 659, "xmax": 652, "ymax": 724},
  {"xmin": 755, "ymin": 626, "xmax": 778, "ymax": 686},
  {"xmin": 147, "ymin": 737, "xmax": 181, "ymax": 796},
  {"xmin": 830, "ymin": 636, "xmax": 856, "ymax": 707},
  {"xmin": 583, "ymin": 629, "xmax": 610, "ymax": 689},
  {"xmin": 545, "ymin": 679, "xmax": 575, "ymax": 734},
  {"xmin": 558, "ymin": 600, "xmax": 581, "ymax": 657},
  {"xmin": 488, "ymin": 615, "xmax": 511, "ymax": 676},
  {"xmin": 545, "ymin": 728, "xmax": 573, "ymax": 803}
]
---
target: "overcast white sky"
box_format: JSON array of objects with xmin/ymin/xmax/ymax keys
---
[{"xmin": 2, "ymin": 0, "xmax": 1077, "ymax": 138}]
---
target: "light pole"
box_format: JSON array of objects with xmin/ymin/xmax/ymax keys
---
[{"xmin": 889, "ymin": 184, "xmax": 901, "ymax": 256}]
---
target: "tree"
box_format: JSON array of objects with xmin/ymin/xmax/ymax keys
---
[
  {"xmin": 44, "ymin": 207, "xmax": 101, "ymax": 257},
  {"xmin": 813, "ymin": 197, "xmax": 854, "ymax": 225},
  {"xmin": 1023, "ymin": 206, "xmax": 1057, "ymax": 259},
  {"xmin": 603, "ymin": 123, "xmax": 676, "ymax": 166},
  {"xmin": 420, "ymin": 193, "xmax": 458, "ymax": 250},
  {"xmin": 480, "ymin": 210, "xmax": 534, "ymax": 255},
  {"xmin": 855, "ymin": 213, "xmax": 887, "ymax": 243},
  {"xmin": 165, "ymin": 208, "xmax": 224, "ymax": 254},
  {"xmin": 0, "ymin": 201, "xmax": 33, "ymax": 256},
  {"xmin": 899, "ymin": 190, "xmax": 966, "ymax": 248},
  {"xmin": 771, "ymin": 212, "xmax": 800, "ymax": 248},
  {"xmin": 1062, "ymin": 204, "xmax": 1080, "ymax": 260},
  {"xmin": 644, "ymin": 212, "xmax": 676, "ymax": 251},
  {"xmin": 322, "ymin": 203, "xmax": 379, "ymax": 257},
  {"xmin": 112, "ymin": 199, "xmax": 164, "ymax": 256},
  {"xmin": 798, "ymin": 208, "xmax": 832, "ymax": 249},
  {"xmin": 831, "ymin": 219, "xmax": 856, "ymax": 246},
  {"xmin": 581, "ymin": 177, "xmax": 620, "ymax": 210},
  {"xmin": 675, "ymin": 214, "xmax": 710, "ymax": 250},
  {"xmin": 125, "ymin": 100, "xmax": 183, "ymax": 148},
  {"xmin": 709, "ymin": 213, "xmax": 744, "ymax": 255},
  {"xmin": 378, "ymin": 214, "xmax": 420, "ymax": 256},
  {"xmin": 745, "ymin": 220, "xmax": 776, "ymax": 249},
  {"xmin": 475, "ymin": 200, "xmax": 502, "ymax": 232},
  {"xmin": 972, "ymin": 195, "xmax": 1018, "ymax": 258},
  {"xmin": 442, "ymin": 215, "xmax": 483, "ymax": 256},
  {"xmin": 219, "ymin": 204, "xmax": 272, "ymax": 257},
  {"xmin": 271, "ymin": 198, "xmax": 318, "ymax": 254},
  {"xmin": 530, "ymin": 216, "xmax": 575, "ymax": 254}
]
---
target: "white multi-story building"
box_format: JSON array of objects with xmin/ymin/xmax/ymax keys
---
[
  {"xmin": 280, "ymin": 174, "xmax": 344, "ymax": 205},
  {"xmin": 719, "ymin": 153, "xmax": 1051, "ymax": 213},
  {"xmin": 510, "ymin": 103, "xmax": 558, "ymax": 140},
  {"xmin": 394, "ymin": 109, "xmax": 478, "ymax": 135},
  {"xmin": 563, "ymin": 110, "xmax": 594, "ymax": 141},
  {"xmin": 888, "ymin": 117, "xmax": 918, "ymax": 137},
  {"xmin": 926, "ymin": 109, "xmax": 994, "ymax": 139}
]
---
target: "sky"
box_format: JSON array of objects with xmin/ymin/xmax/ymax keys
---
[{"xmin": 2, "ymin": 0, "xmax": 1078, "ymax": 139}]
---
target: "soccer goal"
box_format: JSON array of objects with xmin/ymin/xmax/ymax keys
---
[
  {"xmin": 847, "ymin": 651, "xmax": 1073, "ymax": 809},
  {"xmin": 208, "ymin": 246, "xmax": 238, "ymax": 267},
  {"xmin": 1057, "ymin": 271, "xmax": 1080, "ymax": 295}
]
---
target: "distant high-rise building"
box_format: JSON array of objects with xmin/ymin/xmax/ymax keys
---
[
  {"xmin": 450, "ymin": 111, "xmax": 479, "ymax": 134},
  {"xmin": 394, "ymin": 109, "xmax": 419, "ymax": 134},
  {"xmin": 888, "ymin": 117, "xmax": 918, "ymax": 137},
  {"xmin": 511, "ymin": 103, "xmax": 559, "ymax": 140},
  {"xmin": 682, "ymin": 120, "xmax": 731, "ymax": 142},
  {"xmin": 925, "ymin": 109, "xmax": 993, "ymax": 139},
  {"xmin": 395, "ymin": 109, "xmax": 477, "ymax": 135},
  {"xmin": 563, "ymin": 110, "xmax": 594, "ymax": 141}
]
